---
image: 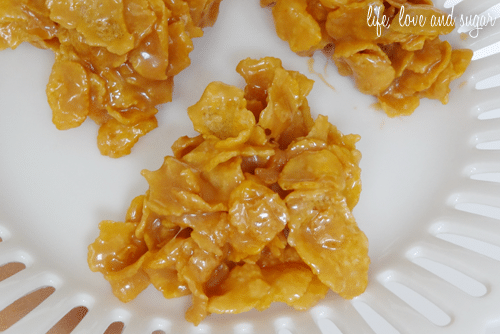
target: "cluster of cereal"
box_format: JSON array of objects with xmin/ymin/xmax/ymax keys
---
[
  {"xmin": 87, "ymin": 57, "xmax": 369, "ymax": 325},
  {"xmin": 263, "ymin": 0, "xmax": 473, "ymax": 116},
  {"xmin": 0, "ymin": 0, "xmax": 222, "ymax": 157}
]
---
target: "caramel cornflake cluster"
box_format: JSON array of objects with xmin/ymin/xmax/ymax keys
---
[
  {"xmin": 0, "ymin": 0, "xmax": 222, "ymax": 157},
  {"xmin": 263, "ymin": 0, "xmax": 473, "ymax": 117},
  {"xmin": 88, "ymin": 57, "xmax": 369, "ymax": 325}
]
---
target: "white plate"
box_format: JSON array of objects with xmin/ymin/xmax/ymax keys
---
[{"xmin": 1, "ymin": 0, "xmax": 500, "ymax": 333}]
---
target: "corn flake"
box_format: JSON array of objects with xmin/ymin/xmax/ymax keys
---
[
  {"xmin": 264, "ymin": 0, "xmax": 473, "ymax": 116},
  {"xmin": 88, "ymin": 57, "xmax": 369, "ymax": 324},
  {"xmin": 1, "ymin": 0, "xmax": 223, "ymax": 157}
]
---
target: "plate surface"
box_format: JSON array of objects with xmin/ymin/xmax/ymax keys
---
[{"xmin": 1, "ymin": 0, "xmax": 500, "ymax": 333}]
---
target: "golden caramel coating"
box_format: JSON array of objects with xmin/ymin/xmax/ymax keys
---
[
  {"xmin": 88, "ymin": 57, "xmax": 369, "ymax": 325},
  {"xmin": 46, "ymin": 60, "xmax": 90, "ymax": 129},
  {"xmin": 263, "ymin": 0, "xmax": 473, "ymax": 116},
  {"xmin": 0, "ymin": 0, "xmax": 223, "ymax": 157},
  {"xmin": 271, "ymin": 0, "xmax": 323, "ymax": 53}
]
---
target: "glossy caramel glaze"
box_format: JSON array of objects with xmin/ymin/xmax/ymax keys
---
[
  {"xmin": 0, "ymin": 0, "xmax": 222, "ymax": 157},
  {"xmin": 88, "ymin": 57, "xmax": 369, "ymax": 325},
  {"xmin": 264, "ymin": 0, "xmax": 473, "ymax": 116}
]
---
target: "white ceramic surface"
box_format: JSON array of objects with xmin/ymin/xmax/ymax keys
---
[{"xmin": 1, "ymin": 0, "xmax": 500, "ymax": 333}]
